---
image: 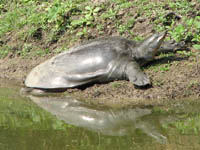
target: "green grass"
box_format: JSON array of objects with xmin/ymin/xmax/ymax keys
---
[
  {"xmin": 0, "ymin": 45, "xmax": 13, "ymax": 58},
  {"xmin": 0, "ymin": 0, "xmax": 199, "ymax": 58}
]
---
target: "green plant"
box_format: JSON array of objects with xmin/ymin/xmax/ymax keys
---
[
  {"xmin": 160, "ymin": 64, "xmax": 171, "ymax": 72},
  {"xmin": 193, "ymin": 44, "xmax": 200, "ymax": 50},
  {"xmin": 34, "ymin": 48, "xmax": 50, "ymax": 56},
  {"xmin": 18, "ymin": 43, "xmax": 32, "ymax": 57},
  {"xmin": 117, "ymin": 24, "xmax": 127, "ymax": 35},
  {"xmin": 101, "ymin": 8, "xmax": 117, "ymax": 20},
  {"xmin": 0, "ymin": 10, "xmax": 22, "ymax": 36},
  {"xmin": 84, "ymin": 6, "xmax": 101, "ymax": 25},
  {"xmin": 119, "ymin": 1, "xmax": 134, "ymax": 9},
  {"xmin": 0, "ymin": 4, "xmax": 4, "ymax": 14},
  {"xmin": 188, "ymin": 80, "xmax": 199, "ymax": 88},
  {"xmin": 116, "ymin": 18, "xmax": 135, "ymax": 35},
  {"xmin": 97, "ymin": 24, "xmax": 104, "ymax": 33},
  {"xmin": 71, "ymin": 5, "xmax": 101, "ymax": 28},
  {"xmin": 191, "ymin": 17, "xmax": 200, "ymax": 50},
  {"xmin": 44, "ymin": 1, "xmax": 71, "ymax": 30},
  {"xmin": 76, "ymin": 27, "xmax": 88, "ymax": 38},
  {"xmin": 0, "ymin": 45, "xmax": 13, "ymax": 58},
  {"xmin": 168, "ymin": 23, "xmax": 185, "ymax": 41},
  {"xmin": 166, "ymin": 16, "xmax": 200, "ymax": 50},
  {"xmin": 111, "ymin": 82, "xmax": 122, "ymax": 88},
  {"xmin": 177, "ymin": 50, "xmax": 194, "ymax": 57}
]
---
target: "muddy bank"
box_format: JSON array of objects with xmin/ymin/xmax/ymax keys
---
[
  {"xmin": 1, "ymin": 0, "xmax": 200, "ymax": 108},
  {"xmin": 0, "ymin": 47, "xmax": 200, "ymax": 107},
  {"xmin": 68, "ymin": 49, "xmax": 200, "ymax": 107}
]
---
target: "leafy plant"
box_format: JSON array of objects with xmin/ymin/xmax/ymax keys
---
[
  {"xmin": 177, "ymin": 51, "xmax": 194, "ymax": 57},
  {"xmin": 193, "ymin": 44, "xmax": 200, "ymax": 50},
  {"xmin": 117, "ymin": 24, "xmax": 127, "ymax": 35},
  {"xmin": 71, "ymin": 5, "xmax": 101, "ymax": 28},
  {"xmin": 160, "ymin": 64, "xmax": 171, "ymax": 72},
  {"xmin": 111, "ymin": 82, "xmax": 122, "ymax": 88},
  {"xmin": 34, "ymin": 48, "xmax": 50, "ymax": 57},
  {"xmin": 19, "ymin": 43, "xmax": 32, "ymax": 57},
  {"xmin": 0, "ymin": 45, "xmax": 13, "ymax": 58},
  {"xmin": 44, "ymin": 1, "xmax": 71, "ymax": 30},
  {"xmin": 168, "ymin": 23, "xmax": 185, "ymax": 41},
  {"xmin": 101, "ymin": 8, "xmax": 117, "ymax": 20},
  {"xmin": 84, "ymin": 6, "xmax": 101, "ymax": 25}
]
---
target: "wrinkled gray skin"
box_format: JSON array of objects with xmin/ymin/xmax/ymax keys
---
[
  {"xmin": 29, "ymin": 95, "xmax": 167, "ymax": 143},
  {"xmin": 23, "ymin": 32, "xmax": 184, "ymax": 94}
]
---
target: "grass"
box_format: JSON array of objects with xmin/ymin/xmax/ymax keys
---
[
  {"xmin": 0, "ymin": 45, "xmax": 13, "ymax": 58},
  {"xmin": 0, "ymin": 0, "xmax": 199, "ymax": 58}
]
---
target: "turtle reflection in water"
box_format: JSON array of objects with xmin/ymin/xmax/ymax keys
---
[
  {"xmin": 22, "ymin": 32, "xmax": 185, "ymax": 95},
  {"xmin": 29, "ymin": 95, "xmax": 167, "ymax": 143}
]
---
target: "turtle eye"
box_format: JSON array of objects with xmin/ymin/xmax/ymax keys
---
[{"xmin": 149, "ymin": 41, "xmax": 157, "ymax": 50}]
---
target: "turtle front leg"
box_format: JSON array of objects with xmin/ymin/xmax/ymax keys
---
[{"xmin": 125, "ymin": 61, "xmax": 151, "ymax": 86}]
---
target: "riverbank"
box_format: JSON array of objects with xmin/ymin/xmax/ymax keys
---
[
  {"xmin": 0, "ymin": 0, "xmax": 200, "ymax": 107},
  {"xmin": 0, "ymin": 47, "xmax": 200, "ymax": 107}
]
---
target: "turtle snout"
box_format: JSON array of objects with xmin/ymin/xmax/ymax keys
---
[{"xmin": 157, "ymin": 31, "xmax": 167, "ymax": 41}]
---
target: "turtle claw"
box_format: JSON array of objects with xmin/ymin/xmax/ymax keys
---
[
  {"xmin": 134, "ymin": 76, "xmax": 151, "ymax": 87},
  {"xmin": 143, "ymin": 77, "xmax": 151, "ymax": 85},
  {"xmin": 125, "ymin": 61, "xmax": 151, "ymax": 87}
]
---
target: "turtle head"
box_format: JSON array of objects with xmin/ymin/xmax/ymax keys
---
[{"xmin": 136, "ymin": 32, "xmax": 166, "ymax": 65}]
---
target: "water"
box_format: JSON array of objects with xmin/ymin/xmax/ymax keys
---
[{"xmin": 0, "ymin": 82, "xmax": 200, "ymax": 150}]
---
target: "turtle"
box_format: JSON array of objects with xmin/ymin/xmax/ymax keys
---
[{"xmin": 21, "ymin": 32, "xmax": 184, "ymax": 95}]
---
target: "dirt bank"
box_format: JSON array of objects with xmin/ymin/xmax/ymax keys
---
[
  {"xmin": 1, "ymin": 0, "xmax": 200, "ymax": 107},
  {"xmin": 0, "ymin": 47, "xmax": 200, "ymax": 107}
]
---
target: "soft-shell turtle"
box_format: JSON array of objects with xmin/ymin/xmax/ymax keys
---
[{"xmin": 22, "ymin": 32, "xmax": 183, "ymax": 94}]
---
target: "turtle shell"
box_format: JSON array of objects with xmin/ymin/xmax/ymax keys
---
[{"xmin": 25, "ymin": 37, "xmax": 131, "ymax": 89}]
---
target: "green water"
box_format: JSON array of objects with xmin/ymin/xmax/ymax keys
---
[{"xmin": 0, "ymin": 85, "xmax": 200, "ymax": 150}]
